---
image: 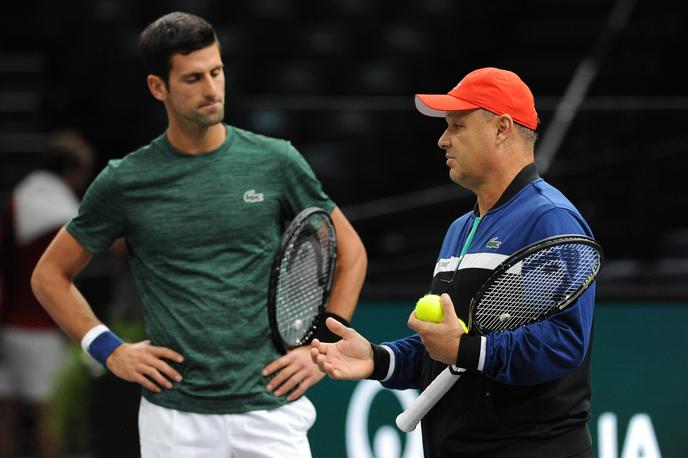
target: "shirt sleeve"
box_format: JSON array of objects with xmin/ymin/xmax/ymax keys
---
[
  {"xmin": 478, "ymin": 207, "xmax": 596, "ymax": 385},
  {"xmin": 375, "ymin": 334, "xmax": 425, "ymax": 390},
  {"xmin": 280, "ymin": 142, "xmax": 336, "ymax": 218},
  {"xmin": 65, "ymin": 162, "xmax": 125, "ymax": 256}
]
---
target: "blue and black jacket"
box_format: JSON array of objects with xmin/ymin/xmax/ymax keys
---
[{"xmin": 370, "ymin": 164, "xmax": 596, "ymax": 458}]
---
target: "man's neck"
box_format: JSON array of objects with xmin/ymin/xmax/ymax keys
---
[
  {"xmin": 166, "ymin": 121, "xmax": 226, "ymax": 155},
  {"xmin": 476, "ymin": 183, "xmax": 508, "ymax": 217}
]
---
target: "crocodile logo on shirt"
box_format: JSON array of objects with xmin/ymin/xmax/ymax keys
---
[
  {"xmin": 486, "ymin": 237, "xmax": 501, "ymax": 249},
  {"xmin": 243, "ymin": 189, "xmax": 264, "ymax": 203}
]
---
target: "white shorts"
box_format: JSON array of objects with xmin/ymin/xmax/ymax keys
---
[
  {"xmin": 139, "ymin": 396, "xmax": 316, "ymax": 458},
  {"xmin": 0, "ymin": 326, "xmax": 67, "ymax": 402}
]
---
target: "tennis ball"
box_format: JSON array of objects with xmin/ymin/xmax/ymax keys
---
[
  {"xmin": 415, "ymin": 294, "xmax": 444, "ymax": 322},
  {"xmin": 415, "ymin": 294, "xmax": 470, "ymax": 334}
]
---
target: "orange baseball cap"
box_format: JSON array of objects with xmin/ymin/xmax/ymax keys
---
[{"xmin": 415, "ymin": 67, "xmax": 539, "ymax": 131}]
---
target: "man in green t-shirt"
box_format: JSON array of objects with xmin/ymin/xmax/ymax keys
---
[{"xmin": 31, "ymin": 12, "xmax": 367, "ymax": 458}]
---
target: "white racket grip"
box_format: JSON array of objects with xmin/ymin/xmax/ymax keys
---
[{"xmin": 395, "ymin": 366, "xmax": 463, "ymax": 432}]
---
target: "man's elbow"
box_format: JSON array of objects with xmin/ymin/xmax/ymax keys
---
[
  {"xmin": 31, "ymin": 260, "xmax": 49, "ymax": 301},
  {"xmin": 31, "ymin": 257, "xmax": 61, "ymax": 305},
  {"xmin": 344, "ymin": 233, "xmax": 368, "ymax": 275},
  {"xmin": 566, "ymin": 338, "xmax": 588, "ymax": 370},
  {"xmin": 354, "ymin": 236, "xmax": 368, "ymax": 269},
  {"xmin": 546, "ymin": 334, "xmax": 587, "ymax": 379}
]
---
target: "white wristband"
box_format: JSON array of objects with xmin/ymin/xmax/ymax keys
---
[{"xmin": 380, "ymin": 345, "xmax": 395, "ymax": 382}]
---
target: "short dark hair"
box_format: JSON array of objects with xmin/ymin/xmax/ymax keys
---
[
  {"xmin": 42, "ymin": 130, "xmax": 94, "ymax": 176},
  {"xmin": 139, "ymin": 12, "xmax": 218, "ymax": 83}
]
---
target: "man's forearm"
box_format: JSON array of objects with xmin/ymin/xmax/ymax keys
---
[
  {"xmin": 31, "ymin": 264, "xmax": 101, "ymax": 343},
  {"xmin": 326, "ymin": 238, "xmax": 367, "ymax": 320},
  {"xmin": 324, "ymin": 207, "xmax": 367, "ymax": 320}
]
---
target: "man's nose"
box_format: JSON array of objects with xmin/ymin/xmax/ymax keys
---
[
  {"xmin": 203, "ymin": 75, "xmax": 219, "ymax": 98},
  {"xmin": 438, "ymin": 130, "xmax": 450, "ymax": 150}
]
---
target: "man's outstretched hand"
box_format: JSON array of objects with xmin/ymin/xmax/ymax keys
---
[{"xmin": 310, "ymin": 317, "xmax": 374, "ymax": 380}]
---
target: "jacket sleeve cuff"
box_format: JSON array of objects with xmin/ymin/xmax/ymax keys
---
[
  {"xmin": 456, "ymin": 335, "xmax": 487, "ymax": 371},
  {"xmin": 367, "ymin": 344, "xmax": 393, "ymax": 380}
]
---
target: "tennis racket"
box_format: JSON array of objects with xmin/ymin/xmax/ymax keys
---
[
  {"xmin": 396, "ymin": 234, "xmax": 603, "ymax": 432},
  {"xmin": 267, "ymin": 207, "xmax": 337, "ymax": 354}
]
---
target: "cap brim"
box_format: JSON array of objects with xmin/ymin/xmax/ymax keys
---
[{"xmin": 414, "ymin": 94, "xmax": 481, "ymax": 117}]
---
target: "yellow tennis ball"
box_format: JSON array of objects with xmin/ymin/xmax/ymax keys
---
[
  {"xmin": 415, "ymin": 294, "xmax": 470, "ymax": 333},
  {"xmin": 415, "ymin": 294, "xmax": 444, "ymax": 322}
]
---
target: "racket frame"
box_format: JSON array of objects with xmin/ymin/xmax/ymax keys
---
[
  {"xmin": 267, "ymin": 207, "xmax": 337, "ymax": 354},
  {"xmin": 468, "ymin": 234, "xmax": 603, "ymax": 335}
]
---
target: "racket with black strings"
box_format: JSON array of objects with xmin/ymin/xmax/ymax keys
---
[
  {"xmin": 396, "ymin": 234, "xmax": 603, "ymax": 432},
  {"xmin": 267, "ymin": 207, "xmax": 337, "ymax": 354}
]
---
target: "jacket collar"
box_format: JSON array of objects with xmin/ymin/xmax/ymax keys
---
[{"xmin": 473, "ymin": 163, "xmax": 540, "ymax": 215}]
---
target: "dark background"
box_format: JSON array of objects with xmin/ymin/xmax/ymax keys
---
[{"xmin": 2, "ymin": 0, "xmax": 687, "ymax": 301}]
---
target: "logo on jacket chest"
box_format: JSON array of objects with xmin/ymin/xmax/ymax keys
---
[{"xmin": 486, "ymin": 237, "xmax": 501, "ymax": 249}]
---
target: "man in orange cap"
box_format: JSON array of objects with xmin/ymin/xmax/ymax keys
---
[{"xmin": 312, "ymin": 68, "xmax": 596, "ymax": 457}]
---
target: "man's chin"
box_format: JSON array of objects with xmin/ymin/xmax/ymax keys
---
[
  {"xmin": 195, "ymin": 111, "xmax": 225, "ymax": 127},
  {"xmin": 449, "ymin": 170, "xmax": 465, "ymax": 187}
]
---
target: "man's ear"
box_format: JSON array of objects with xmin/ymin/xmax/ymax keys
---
[
  {"xmin": 495, "ymin": 114, "xmax": 514, "ymax": 145},
  {"xmin": 146, "ymin": 74, "xmax": 168, "ymax": 102}
]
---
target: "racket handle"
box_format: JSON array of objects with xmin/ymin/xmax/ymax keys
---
[{"xmin": 395, "ymin": 366, "xmax": 462, "ymax": 432}]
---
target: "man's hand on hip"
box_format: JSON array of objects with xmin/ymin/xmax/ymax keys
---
[{"xmin": 106, "ymin": 340, "xmax": 184, "ymax": 393}]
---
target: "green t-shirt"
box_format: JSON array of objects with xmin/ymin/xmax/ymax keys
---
[{"xmin": 67, "ymin": 125, "xmax": 335, "ymax": 414}]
